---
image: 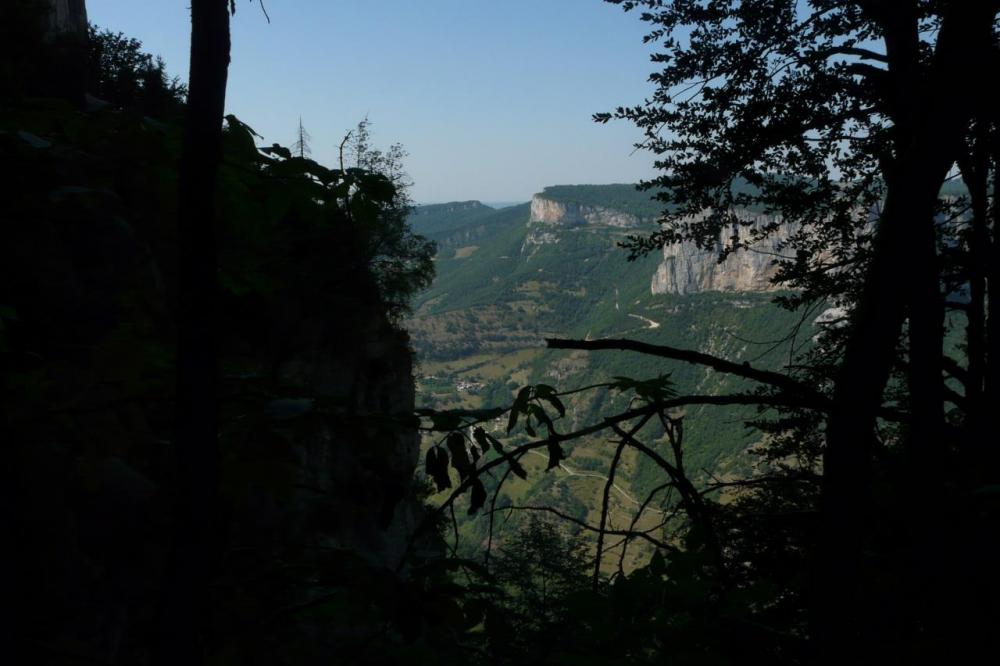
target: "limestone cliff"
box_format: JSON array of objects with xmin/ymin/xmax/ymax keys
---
[
  {"xmin": 524, "ymin": 192, "xmax": 649, "ymax": 250},
  {"xmin": 524, "ymin": 191, "xmax": 793, "ymax": 294},
  {"xmin": 529, "ymin": 193, "xmax": 649, "ymax": 229},
  {"xmin": 651, "ymin": 213, "xmax": 795, "ymax": 295}
]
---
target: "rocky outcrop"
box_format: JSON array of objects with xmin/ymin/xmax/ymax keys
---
[
  {"xmin": 44, "ymin": 0, "xmax": 89, "ymax": 36},
  {"xmin": 525, "ymin": 192, "xmax": 795, "ymax": 293},
  {"xmin": 524, "ymin": 193, "xmax": 649, "ymax": 251},
  {"xmin": 4, "ymin": 96, "xmax": 430, "ymax": 662},
  {"xmin": 529, "ymin": 194, "xmax": 648, "ymax": 229},
  {"xmin": 651, "ymin": 214, "xmax": 795, "ymax": 294}
]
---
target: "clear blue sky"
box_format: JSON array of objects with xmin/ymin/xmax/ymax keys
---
[{"xmin": 87, "ymin": 0, "xmax": 659, "ymax": 203}]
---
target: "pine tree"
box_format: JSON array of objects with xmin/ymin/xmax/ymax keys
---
[{"xmin": 292, "ymin": 116, "xmax": 311, "ymax": 158}]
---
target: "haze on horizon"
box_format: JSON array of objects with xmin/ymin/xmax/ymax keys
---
[{"xmin": 86, "ymin": 0, "xmax": 660, "ymax": 203}]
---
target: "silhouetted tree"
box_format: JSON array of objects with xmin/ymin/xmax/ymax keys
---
[
  {"xmin": 87, "ymin": 26, "xmax": 186, "ymax": 116},
  {"xmin": 344, "ymin": 118, "xmax": 435, "ymax": 319},
  {"xmin": 599, "ymin": 0, "xmax": 1000, "ymax": 660},
  {"xmin": 159, "ymin": 1, "xmax": 231, "ymax": 663},
  {"xmin": 291, "ymin": 115, "xmax": 312, "ymax": 158}
]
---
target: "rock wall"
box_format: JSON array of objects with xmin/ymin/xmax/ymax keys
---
[
  {"xmin": 45, "ymin": 0, "xmax": 88, "ymax": 36},
  {"xmin": 524, "ymin": 193, "xmax": 649, "ymax": 251},
  {"xmin": 651, "ymin": 214, "xmax": 795, "ymax": 295},
  {"xmin": 529, "ymin": 194, "xmax": 648, "ymax": 229},
  {"xmin": 4, "ymin": 98, "xmax": 429, "ymax": 661},
  {"xmin": 526, "ymin": 193, "xmax": 794, "ymax": 294}
]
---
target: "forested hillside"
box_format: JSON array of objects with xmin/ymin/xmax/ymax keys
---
[{"xmin": 405, "ymin": 187, "xmax": 810, "ymax": 565}]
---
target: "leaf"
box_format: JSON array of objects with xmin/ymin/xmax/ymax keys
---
[
  {"xmin": 425, "ymin": 447, "xmax": 452, "ymax": 492},
  {"xmin": 468, "ymin": 478, "xmax": 487, "ymax": 515},
  {"xmin": 542, "ymin": 393, "xmax": 566, "ymax": 418},
  {"xmin": 417, "ymin": 410, "xmax": 463, "ymax": 432},
  {"xmin": 528, "ymin": 403, "xmax": 554, "ymax": 433},
  {"xmin": 446, "ymin": 432, "xmax": 472, "ymax": 480},
  {"xmin": 507, "ymin": 386, "xmax": 532, "ymax": 433},
  {"xmin": 508, "ymin": 458, "xmax": 528, "ymax": 480},
  {"xmin": 506, "ymin": 408, "xmax": 519, "ymax": 434},
  {"xmin": 260, "ymin": 143, "xmax": 292, "ymax": 159},
  {"xmin": 224, "ymin": 114, "xmax": 262, "ymax": 138},
  {"xmin": 545, "ymin": 442, "xmax": 565, "ymax": 470}
]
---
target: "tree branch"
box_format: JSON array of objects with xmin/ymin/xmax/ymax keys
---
[
  {"xmin": 485, "ymin": 504, "xmax": 677, "ymax": 554},
  {"xmin": 546, "ymin": 337, "xmax": 827, "ymax": 405}
]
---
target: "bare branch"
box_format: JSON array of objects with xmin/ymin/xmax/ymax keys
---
[
  {"xmin": 546, "ymin": 337, "xmax": 827, "ymax": 405},
  {"xmin": 594, "ymin": 427, "xmax": 637, "ymax": 591},
  {"xmin": 484, "ymin": 504, "xmax": 678, "ymax": 554}
]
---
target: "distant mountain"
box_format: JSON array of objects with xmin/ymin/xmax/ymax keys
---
[
  {"xmin": 408, "ymin": 200, "xmax": 526, "ymax": 252},
  {"xmin": 409, "ymin": 200, "xmax": 498, "ymax": 236}
]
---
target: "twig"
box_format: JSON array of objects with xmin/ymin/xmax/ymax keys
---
[
  {"xmin": 483, "ymin": 504, "xmax": 677, "ymax": 553},
  {"xmin": 617, "ymin": 482, "xmax": 675, "ymax": 573},
  {"xmin": 594, "ymin": 437, "xmax": 629, "ymax": 592},
  {"xmin": 484, "ymin": 461, "xmax": 517, "ymax": 567}
]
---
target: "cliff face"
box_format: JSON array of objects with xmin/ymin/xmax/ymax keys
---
[
  {"xmin": 45, "ymin": 0, "xmax": 88, "ymax": 36},
  {"xmin": 4, "ymin": 102, "xmax": 428, "ymax": 662},
  {"xmin": 525, "ymin": 193, "xmax": 793, "ymax": 294},
  {"xmin": 651, "ymin": 214, "xmax": 794, "ymax": 295},
  {"xmin": 529, "ymin": 194, "xmax": 648, "ymax": 229},
  {"xmin": 524, "ymin": 193, "xmax": 648, "ymax": 250}
]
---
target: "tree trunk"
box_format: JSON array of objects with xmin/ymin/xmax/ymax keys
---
[
  {"xmin": 815, "ymin": 3, "xmax": 995, "ymax": 660},
  {"xmin": 958, "ymin": 127, "xmax": 989, "ymax": 455},
  {"xmin": 157, "ymin": 2, "xmax": 230, "ymax": 664},
  {"xmin": 986, "ymin": 134, "xmax": 1000, "ymax": 474}
]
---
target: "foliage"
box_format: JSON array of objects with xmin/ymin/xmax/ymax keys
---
[
  {"xmin": 593, "ymin": 1, "xmax": 1000, "ymax": 660},
  {"xmin": 1, "ymin": 22, "xmax": 440, "ymax": 662},
  {"xmin": 86, "ymin": 25, "xmax": 187, "ymax": 117},
  {"xmin": 346, "ymin": 118, "xmax": 436, "ymax": 320},
  {"xmin": 484, "ymin": 517, "xmax": 591, "ymax": 661}
]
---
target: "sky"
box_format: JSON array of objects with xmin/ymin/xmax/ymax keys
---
[{"xmin": 86, "ymin": 1, "xmax": 660, "ymax": 203}]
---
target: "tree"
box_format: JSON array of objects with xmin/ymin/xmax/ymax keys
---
[
  {"xmin": 344, "ymin": 118, "xmax": 435, "ymax": 320},
  {"xmin": 159, "ymin": 1, "xmax": 231, "ymax": 663},
  {"xmin": 87, "ymin": 26, "xmax": 186, "ymax": 116},
  {"xmin": 487, "ymin": 517, "xmax": 591, "ymax": 660},
  {"xmin": 598, "ymin": 0, "xmax": 1000, "ymax": 659},
  {"xmin": 291, "ymin": 115, "xmax": 312, "ymax": 158}
]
